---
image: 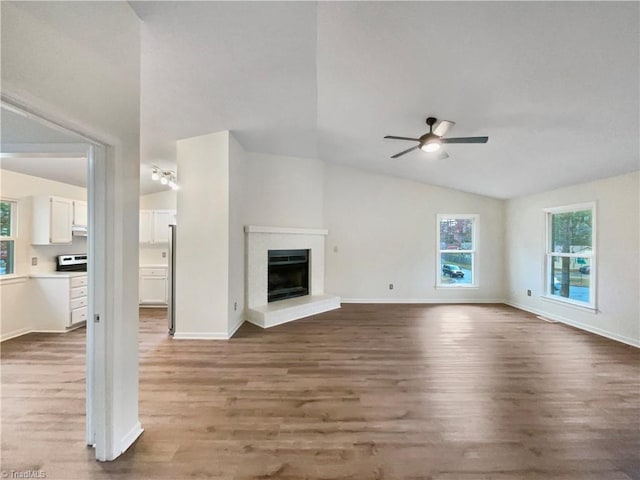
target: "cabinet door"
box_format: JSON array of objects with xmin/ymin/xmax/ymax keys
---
[
  {"xmin": 73, "ymin": 200, "xmax": 88, "ymax": 226},
  {"xmin": 152, "ymin": 211, "xmax": 175, "ymax": 243},
  {"xmin": 139, "ymin": 276, "xmax": 168, "ymax": 304},
  {"xmin": 139, "ymin": 210, "xmax": 152, "ymax": 243},
  {"xmin": 50, "ymin": 197, "xmax": 73, "ymax": 244}
]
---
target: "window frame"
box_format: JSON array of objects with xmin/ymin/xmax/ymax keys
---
[
  {"xmin": 543, "ymin": 202, "xmax": 596, "ymax": 309},
  {"xmin": 0, "ymin": 198, "xmax": 18, "ymax": 277},
  {"xmin": 436, "ymin": 213, "xmax": 478, "ymax": 288}
]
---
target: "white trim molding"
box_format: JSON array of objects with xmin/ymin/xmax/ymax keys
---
[
  {"xmin": 506, "ymin": 301, "xmax": 639, "ymax": 348},
  {"xmin": 244, "ymin": 225, "xmax": 328, "ymax": 235}
]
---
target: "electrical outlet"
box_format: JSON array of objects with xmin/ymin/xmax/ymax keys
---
[
  {"xmin": 31, "ymin": 257, "xmax": 38, "ymax": 266},
  {"xmin": 527, "ymin": 289, "xmax": 532, "ymax": 296},
  {"xmin": 234, "ymin": 302, "xmax": 237, "ymax": 311},
  {"xmin": 389, "ymin": 283, "xmax": 394, "ymax": 290},
  {"xmin": 162, "ymin": 251, "xmax": 167, "ymax": 258}
]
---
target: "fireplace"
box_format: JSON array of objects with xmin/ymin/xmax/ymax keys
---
[{"xmin": 268, "ymin": 249, "xmax": 309, "ymax": 302}]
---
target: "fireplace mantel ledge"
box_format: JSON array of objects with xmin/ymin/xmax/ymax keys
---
[{"xmin": 244, "ymin": 225, "xmax": 328, "ymax": 235}]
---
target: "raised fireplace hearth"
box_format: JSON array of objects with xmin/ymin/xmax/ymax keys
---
[{"xmin": 268, "ymin": 249, "xmax": 309, "ymax": 302}]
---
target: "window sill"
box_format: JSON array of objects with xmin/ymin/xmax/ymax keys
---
[
  {"xmin": 436, "ymin": 285, "xmax": 479, "ymax": 289},
  {"xmin": 541, "ymin": 295, "xmax": 597, "ymax": 313},
  {"xmin": 0, "ymin": 274, "xmax": 29, "ymax": 285}
]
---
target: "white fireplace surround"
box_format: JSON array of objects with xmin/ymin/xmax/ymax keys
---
[{"xmin": 245, "ymin": 225, "xmax": 341, "ymax": 328}]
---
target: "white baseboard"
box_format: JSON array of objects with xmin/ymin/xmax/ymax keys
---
[
  {"xmin": 1, "ymin": 327, "xmax": 31, "ymax": 342},
  {"xmin": 228, "ymin": 319, "xmax": 245, "ymax": 338},
  {"xmin": 505, "ymin": 301, "xmax": 640, "ymax": 348},
  {"xmin": 341, "ymin": 298, "xmax": 506, "ymax": 304},
  {"xmin": 172, "ymin": 331, "xmax": 231, "ymax": 340},
  {"xmin": 102, "ymin": 422, "xmax": 143, "ymax": 461},
  {"xmin": 1, "ymin": 324, "xmax": 86, "ymax": 342}
]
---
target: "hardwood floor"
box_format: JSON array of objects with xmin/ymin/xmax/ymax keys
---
[{"xmin": 2, "ymin": 304, "xmax": 639, "ymax": 479}]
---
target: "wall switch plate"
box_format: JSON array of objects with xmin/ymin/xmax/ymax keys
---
[
  {"xmin": 389, "ymin": 283, "xmax": 394, "ymax": 290},
  {"xmin": 32, "ymin": 257, "xmax": 38, "ymax": 266},
  {"xmin": 527, "ymin": 289, "xmax": 532, "ymax": 296}
]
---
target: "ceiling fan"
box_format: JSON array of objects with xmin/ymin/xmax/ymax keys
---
[{"xmin": 384, "ymin": 117, "xmax": 488, "ymax": 159}]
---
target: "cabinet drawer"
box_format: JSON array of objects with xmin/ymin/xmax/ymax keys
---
[
  {"xmin": 140, "ymin": 268, "xmax": 167, "ymax": 277},
  {"xmin": 71, "ymin": 286, "xmax": 88, "ymax": 299},
  {"xmin": 70, "ymin": 296, "xmax": 88, "ymax": 310},
  {"xmin": 71, "ymin": 276, "xmax": 88, "ymax": 288},
  {"xmin": 71, "ymin": 306, "xmax": 88, "ymax": 325}
]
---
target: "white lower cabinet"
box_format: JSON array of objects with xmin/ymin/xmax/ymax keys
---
[
  {"xmin": 139, "ymin": 266, "xmax": 168, "ymax": 305},
  {"xmin": 30, "ymin": 273, "xmax": 89, "ymax": 330}
]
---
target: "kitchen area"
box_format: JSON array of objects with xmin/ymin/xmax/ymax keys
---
[{"xmin": 0, "ymin": 175, "xmax": 177, "ymax": 341}]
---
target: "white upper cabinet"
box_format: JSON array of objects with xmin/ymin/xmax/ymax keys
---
[
  {"xmin": 32, "ymin": 196, "xmax": 73, "ymax": 245},
  {"xmin": 139, "ymin": 210, "xmax": 153, "ymax": 243},
  {"xmin": 73, "ymin": 200, "xmax": 88, "ymax": 226},
  {"xmin": 140, "ymin": 210, "xmax": 176, "ymax": 244}
]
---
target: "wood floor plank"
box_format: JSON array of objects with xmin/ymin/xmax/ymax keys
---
[{"xmin": 2, "ymin": 303, "xmax": 639, "ymax": 479}]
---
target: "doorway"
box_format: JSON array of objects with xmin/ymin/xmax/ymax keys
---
[{"xmin": 0, "ymin": 100, "xmax": 107, "ymax": 457}]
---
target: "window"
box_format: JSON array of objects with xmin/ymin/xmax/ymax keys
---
[
  {"xmin": 545, "ymin": 203, "xmax": 595, "ymax": 308},
  {"xmin": 0, "ymin": 200, "xmax": 17, "ymax": 276},
  {"xmin": 437, "ymin": 214, "xmax": 477, "ymax": 287}
]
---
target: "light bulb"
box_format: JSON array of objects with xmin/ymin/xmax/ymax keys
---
[
  {"xmin": 170, "ymin": 182, "xmax": 179, "ymax": 190},
  {"xmin": 160, "ymin": 174, "xmax": 169, "ymax": 185},
  {"xmin": 421, "ymin": 140, "xmax": 441, "ymax": 153},
  {"xmin": 151, "ymin": 169, "xmax": 160, "ymax": 181}
]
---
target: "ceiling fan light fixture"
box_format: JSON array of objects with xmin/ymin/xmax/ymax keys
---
[{"xmin": 421, "ymin": 140, "xmax": 441, "ymax": 153}]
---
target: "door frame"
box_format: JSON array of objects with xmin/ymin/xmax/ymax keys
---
[{"xmin": 1, "ymin": 96, "xmax": 109, "ymax": 458}]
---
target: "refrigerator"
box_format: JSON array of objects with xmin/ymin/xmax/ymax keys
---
[{"xmin": 168, "ymin": 224, "xmax": 176, "ymax": 335}]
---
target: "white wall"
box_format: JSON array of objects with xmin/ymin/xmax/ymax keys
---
[
  {"xmin": 228, "ymin": 134, "xmax": 246, "ymax": 335},
  {"xmin": 2, "ymin": 1, "xmax": 142, "ymax": 460},
  {"xmin": 506, "ymin": 171, "xmax": 640, "ymax": 346},
  {"xmin": 324, "ymin": 164, "xmax": 505, "ymax": 302},
  {"xmin": 244, "ymin": 152, "xmax": 324, "ymax": 228},
  {"xmin": 139, "ymin": 189, "xmax": 177, "ymax": 210},
  {"xmin": 175, "ymin": 132, "xmax": 230, "ymax": 338}
]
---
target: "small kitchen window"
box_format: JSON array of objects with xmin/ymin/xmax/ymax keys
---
[{"xmin": 1, "ymin": 199, "xmax": 17, "ymax": 276}]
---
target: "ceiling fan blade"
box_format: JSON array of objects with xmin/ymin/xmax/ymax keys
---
[
  {"xmin": 433, "ymin": 120, "xmax": 455, "ymax": 137},
  {"xmin": 384, "ymin": 135, "xmax": 420, "ymax": 142},
  {"xmin": 391, "ymin": 145, "xmax": 419, "ymax": 158},
  {"xmin": 437, "ymin": 150, "xmax": 449, "ymax": 160},
  {"xmin": 442, "ymin": 136, "xmax": 489, "ymax": 144}
]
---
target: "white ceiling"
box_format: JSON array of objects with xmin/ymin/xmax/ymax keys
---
[
  {"xmin": 0, "ymin": 107, "xmax": 88, "ymax": 187},
  {"xmin": 132, "ymin": 1, "xmax": 639, "ymax": 198},
  {"xmin": 2, "ymin": 3, "xmax": 638, "ymax": 198}
]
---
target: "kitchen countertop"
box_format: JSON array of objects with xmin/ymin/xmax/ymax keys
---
[{"xmin": 30, "ymin": 271, "xmax": 88, "ymax": 279}]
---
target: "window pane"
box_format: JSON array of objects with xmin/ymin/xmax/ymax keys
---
[
  {"xmin": 441, "ymin": 253, "xmax": 472, "ymax": 285},
  {"xmin": 551, "ymin": 210, "xmax": 592, "ymax": 254},
  {"xmin": 0, "ymin": 201, "xmax": 12, "ymax": 236},
  {"xmin": 549, "ymin": 255, "xmax": 590, "ymax": 303},
  {"xmin": 440, "ymin": 218, "xmax": 473, "ymax": 250},
  {"xmin": 0, "ymin": 240, "xmax": 14, "ymax": 275}
]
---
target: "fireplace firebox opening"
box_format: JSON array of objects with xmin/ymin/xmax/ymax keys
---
[{"xmin": 268, "ymin": 249, "xmax": 309, "ymax": 302}]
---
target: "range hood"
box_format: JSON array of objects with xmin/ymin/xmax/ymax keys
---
[{"xmin": 72, "ymin": 225, "xmax": 88, "ymax": 237}]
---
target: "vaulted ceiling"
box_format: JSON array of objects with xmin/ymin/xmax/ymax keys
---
[
  {"xmin": 131, "ymin": 1, "xmax": 638, "ymax": 198},
  {"xmin": 7, "ymin": 2, "xmax": 634, "ymax": 198}
]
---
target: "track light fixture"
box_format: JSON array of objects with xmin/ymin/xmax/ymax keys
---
[{"xmin": 150, "ymin": 166, "xmax": 178, "ymax": 189}]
